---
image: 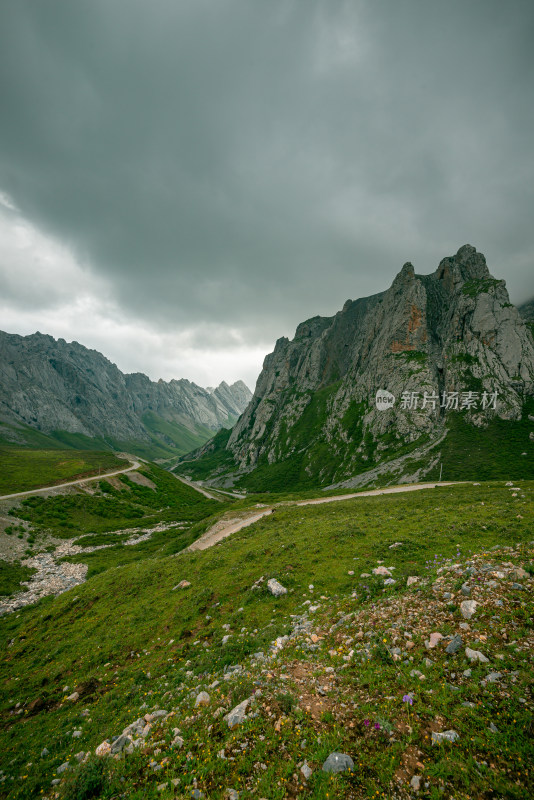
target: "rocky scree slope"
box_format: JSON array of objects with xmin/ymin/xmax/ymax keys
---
[
  {"xmin": 185, "ymin": 245, "xmax": 534, "ymax": 489},
  {"xmin": 0, "ymin": 331, "xmax": 251, "ymax": 454}
]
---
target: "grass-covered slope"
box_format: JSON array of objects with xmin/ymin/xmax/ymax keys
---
[
  {"xmin": 182, "ymin": 394, "xmax": 534, "ymax": 493},
  {"xmin": 0, "ymin": 448, "xmax": 128, "ymax": 495},
  {"xmin": 0, "ymin": 481, "xmax": 532, "ymax": 799},
  {"xmin": 1, "ymin": 463, "xmax": 223, "ymax": 582}
]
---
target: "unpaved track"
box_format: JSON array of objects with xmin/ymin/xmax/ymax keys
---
[
  {"xmin": 172, "ymin": 473, "xmax": 224, "ymax": 501},
  {"xmin": 186, "ymin": 481, "xmax": 457, "ymax": 553},
  {"xmin": 0, "ymin": 459, "xmax": 142, "ymax": 501}
]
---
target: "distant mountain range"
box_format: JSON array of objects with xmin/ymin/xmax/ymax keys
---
[
  {"xmin": 0, "ymin": 331, "xmax": 251, "ymax": 459},
  {"xmin": 182, "ymin": 245, "xmax": 534, "ymax": 489}
]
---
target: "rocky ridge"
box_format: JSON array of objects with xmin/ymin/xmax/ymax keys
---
[
  {"xmin": 188, "ymin": 245, "xmax": 534, "ymax": 488},
  {"xmin": 0, "ymin": 331, "xmax": 251, "ymax": 453}
]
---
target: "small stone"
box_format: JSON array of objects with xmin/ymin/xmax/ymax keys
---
[
  {"xmin": 72, "ymin": 730, "xmax": 82, "ymax": 738},
  {"xmin": 224, "ymin": 790, "xmax": 239, "ymax": 800},
  {"xmin": 56, "ymin": 762, "xmax": 69, "ymax": 774},
  {"xmin": 465, "ymin": 647, "xmax": 489, "ymax": 664},
  {"xmin": 486, "ymin": 672, "xmax": 502, "ymax": 683},
  {"xmin": 407, "ymin": 576, "xmax": 419, "ymax": 586},
  {"xmin": 190, "ymin": 791, "xmax": 204, "ymax": 799},
  {"xmin": 322, "ymin": 752, "xmax": 354, "ymax": 773},
  {"xmin": 373, "ymin": 566, "xmax": 392, "ymax": 576},
  {"xmin": 489, "ymin": 722, "xmax": 499, "ymax": 733},
  {"xmin": 195, "ymin": 691, "xmax": 210, "ymax": 708},
  {"xmin": 267, "ymin": 579, "xmax": 287, "ymax": 597},
  {"xmin": 41, "ymin": 748, "xmax": 49, "ymax": 758},
  {"xmin": 425, "ymin": 632, "xmax": 443, "ymax": 649},
  {"xmin": 66, "ymin": 692, "xmax": 79, "ymax": 702},
  {"xmin": 445, "ymin": 634, "xmax": 463, "ymax": 655},
  {"xmin": 443, "ymin": 592, "xmax": 452, "ymax": 600},
  {"xmin": 348, "ymin": 570, "xmax": 354, "ymax": 575},
  {"xmin": 411, "ymin": 775, "xmax": 421, "ymax": 791},
  {"xmin": 95, "ymin": 741, "xmax": 112, "ymax": 757},
  {"xmin": 222, "ymin": 634, "xmax": 231, "ymax": 645},
  {"xmin": 463, "ymin": 668, "xmax": 472, "ymax": 677},
  {"xmin": 513, "ymin": 567, "xmax": 529, "ymax": 579},
  {"xmin": 431, "ymin": 730, "xmax": 459, "ymax": 745},
  {"xmin": 461, "ymin": 584, "xmax": 471, "ymax": 596},
  {"xmin": 111, "ymin": 734, "xmax": 131, "ymax": 754},
  {"xmin": 460, "ymin": 600, "xmax": 478, "ymax": 620},
  {"xmin": 224, "ymin": 698, "xmax": 250, "ymax": 729},
  {"xmin": 173, "ymin": 580, "xmax": 191, "ymax": 590},
  {"xmin": 300, "ymin": 761, "xmax": 313, "ymax": 780}
]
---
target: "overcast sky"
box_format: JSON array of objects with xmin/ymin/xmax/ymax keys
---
[{"xmin": 1, "ymin": 0, "xmax": 533, "ymax": 390}]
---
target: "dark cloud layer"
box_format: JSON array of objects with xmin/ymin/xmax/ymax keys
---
[{"xmin": 1, "ymin": 0, "xmax": 533, "ymax": 349}]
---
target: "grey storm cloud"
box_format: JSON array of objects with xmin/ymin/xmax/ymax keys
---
[{"xmin": 1, "ymin": 0, "xmax": 533, "ymax": 346}]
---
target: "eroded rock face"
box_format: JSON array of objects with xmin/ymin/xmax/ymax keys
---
[
  {"xmin": 0, "ymin": 331, "xmax": 251, "ymax": 445},
  {"xmin": 216, "ymin": 245, "xmax": 534, "ymax": 487}
]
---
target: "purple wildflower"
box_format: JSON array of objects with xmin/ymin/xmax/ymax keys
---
[
  {"xmin": 374, "ymin": 722, "xmax": 380, "ymax": 730},
  {"xmin": 363, "ymin": 719, "xmax": 370, "ymax": 727},
  {"xmin": 402, "ymin": 694, "xmax": 414, "ymax": 705}
]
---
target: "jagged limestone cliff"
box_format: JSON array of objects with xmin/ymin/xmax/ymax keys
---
[
  {"xmin": 0, "ymin": 332, "xmax": 251, "ymax": 457},
  {"xmin": 183, "ymin": 245, "xmax": 534, "ymax": 489}
]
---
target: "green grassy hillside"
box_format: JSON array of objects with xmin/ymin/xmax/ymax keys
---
[
  {"xmin": 0, "ymin": 481, "xmax": 532, "ymax": 799},
  {"xmin": 0, "ymin": 448, "xmax": 128, "ymax": 495}
]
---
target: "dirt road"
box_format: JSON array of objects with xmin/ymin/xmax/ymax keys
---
[
  {"xmin": 186, "ymin": 481, "xmax": 457, "ymax": 552},
  {"xmin": 0, "ymin": 459, "xmax": 142, "ymax": 501}
]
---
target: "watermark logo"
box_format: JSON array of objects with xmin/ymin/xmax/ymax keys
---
[
  {"xmin": 375, "ymin": 389, "xmax": 498, "ymax": 411},
  {"xmin": 375, "ymin": 389, "xmax": 395, "ymax": 410}
]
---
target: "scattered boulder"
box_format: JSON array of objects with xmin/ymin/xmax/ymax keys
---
[
  {"xmin": 195, "ymin": 691, "xmax": 210, "ymax": 708},
  {"xmin": 373, "ymin": 566, "xmax": 392, "ymax": 577},
  {"xmin": 322, "ymin": 752, "xmax": 355, "ymax": 773},
  {"xmin": 224, "ymin": 698, "xmax": 251, "ymax": 729},
  {"xmin": 56, "ymin": 762, "xmax": 70, "ymax": 774},
  {"xmin": 431, "ymin": 730, "xmax": 459, "ymax": 745},
  {"xmin": 407, "ymin": 576, "xmax": 419, "ymax": 587},
  {"xmin": 300, "ymin": 761, "xmax": 313, "ymax": 780},
  {"xmin": 425, "ymin": 632, "xmax": 443, "ymax": 649},
  {"xmin": 465, "ymin": 647, "xmax": 489, "ymax": 664},
  {"xmin": 267, "ymin": 579, "xmax": 287, "ymax": 597},
  {"xmin": 173, "ymin": 580, "xmax": 191, "ymax": 590},
  {"xmin": 445, "ymin": 634, "xmax": 463, "ymax": 655},
  {"xmin": 460, "ymin": 600, "xmax": 478, "ymax": 619},
  {"xmin": 95, "ymin": 741, "xmax": 112, "ymax": 757},
  {"xmin": 66, "ymin": 691, "xmax": 79, "ymax": 702},
  {"xmin": 111, "ymin": 734, "xmax": 131, "ymax": 755}
]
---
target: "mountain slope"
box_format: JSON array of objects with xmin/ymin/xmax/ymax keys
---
[
  {"xmin": 183, "ymin": 245, "xmax": 534, "ymax": 489},
  {"xmin": 0, "ymin": 331, "xmax": 251, "ymax": 458}
]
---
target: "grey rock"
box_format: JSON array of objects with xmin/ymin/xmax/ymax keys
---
[
  {"xmin": 460, "ymin": 601, "xmax": 478, "ymax": 620},
  {"xmin": 445, "ymin": 634, "xmax": 463, "ymax": 655},
  {"xmin": 56, "ymin": 762, "xmax": 69, "ymax": 774},
  {"xmin": 0, "ymin": 331, "xmax": 251, "ymax": 448},
  {"xmin": 111, "ymin": 735, "xmax": 132, "ymax": 754},
  {"xmin": 486, "ymin": 672, "xmax": 502, "ymax": 683},
  {"xmin": 267, "ymin": 579, "xmax": 287, "ymax": 597},
  {"xmin": 461, "ymin": 584, "xmax": 471, "ymax": 596},
  {"xmin": 300, "ymin": 762, "xmax": 313, "ymax": 780},
  {"xmin": 489, "ymin": 722, "xmax": 499, "ymax": 733},
  {"xmin": 411, "ymin": 775, "xmax": 421, "ymax": 791},
  {"xmin": 41, "ymin": 748, "xmax": 49, "ymax": 758},
  {"xmin": 431, "ymin": 730, "xmax": 459, "ymax": 745},
  {"xmin": 188, "ymin": 244, "xmax": 534, "ymax": 489},
  {"xmin": 322, "ymin": 752, "xmax": 355, "ymax": 773},
  {"xmin": 224, "ymin": 698, "xmax": 251, "ymax": 729},
  {"xmin": 465, "ymin": 648, "xmax": 489, "ymax": 664},
  {"xmin": 194, "ymin": 691, "xmax": 210, "ymax": 707}
]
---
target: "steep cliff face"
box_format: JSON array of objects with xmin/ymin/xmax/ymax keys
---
[
  {"xmin": 0, "ymin": 332, "xmax": 251, "ymax": 455},
  {"xmin": 187, "ymin": 245, "xmax": 534, "ymax": 489}
]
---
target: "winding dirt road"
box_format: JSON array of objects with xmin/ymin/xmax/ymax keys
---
[
  {"xmin": 186, "ymin": 481, "xmax": 457, "ymax": 552},
  {"xmin": 0, "ymin": 458, "xmax": 142, "ymax": 501}
]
